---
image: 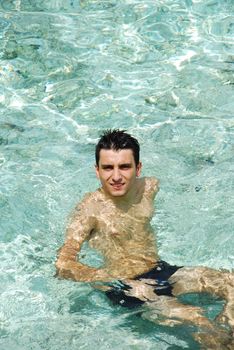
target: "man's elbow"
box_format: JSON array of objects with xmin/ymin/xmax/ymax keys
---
[
  {"xmin": 55, "ymin": 255, "xmax": 71, "ymax": 278},
  {"xmin": 55, "ymin": 256, "xmax": 77, "ymax": 281},
  {"xmin": 55, "ymin": 257, "xmax": 64, "ymax": 278}
]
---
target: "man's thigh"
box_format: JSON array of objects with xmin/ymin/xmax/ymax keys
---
[{"xmin": 169, "ymin": 266, "xmax": 232, "ymax": 297}]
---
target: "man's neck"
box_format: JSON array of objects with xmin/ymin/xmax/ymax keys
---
[{"xmin": 101, "ymin": 178, "xmax": 143, "ymax": 209}]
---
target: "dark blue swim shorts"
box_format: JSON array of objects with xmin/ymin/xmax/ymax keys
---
[{"xmin": 105, "ymin": 261, "xmax": 182, "ymax": 308}]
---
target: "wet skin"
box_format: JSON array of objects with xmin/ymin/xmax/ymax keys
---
[
  {"xmin": 56, "ymin": 149, "xmax": 234, "ymax": 348},
  {"xmin": 56, "ymin": 149, "xmax": 158, "ymax": 281}
]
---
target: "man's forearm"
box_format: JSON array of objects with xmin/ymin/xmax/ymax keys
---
[
  {"xmin": 55, "ymin": 256, "xmax": 114, "ymax": 282},
  {"xmin": 56, "ymin": 259, "xmax": 100, "ymax": 281},
  {"xmin": 56, "ymin": 239, "xmax": 114, "ymax": 282}
]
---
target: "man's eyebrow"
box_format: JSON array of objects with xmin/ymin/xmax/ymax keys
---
[
  {"xmin": 100, "ymin": 164, "xmax": 113, "ymax": 168},
  {"xmin": 119, "ymin": 163, "xmax": 132, "ymax": 166}
]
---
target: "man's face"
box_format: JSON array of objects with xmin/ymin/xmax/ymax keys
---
[{"xmin": 95, "ymin": 149, "xmax": 142, "ymax": 198}]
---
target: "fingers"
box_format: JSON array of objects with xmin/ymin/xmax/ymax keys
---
[{"xmin": 138, "ymin": 278, "xmax": 157, "ymax": 285}]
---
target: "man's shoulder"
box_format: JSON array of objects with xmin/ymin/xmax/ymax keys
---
[
  {"xmin": 143, "ymin": 176, "xmax": 160, "ymax": 197},
  {"xmin": 74, "ymin": 189, "xmax": 102, "ymax": 214},
  {"xmin": 82, "ymin": 190, "xmax": 100, "ymax": 202}
]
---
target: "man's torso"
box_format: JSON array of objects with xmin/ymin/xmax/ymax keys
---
[{"xmin": 83, "ymin": 177, "xmax": 159, "ymax": 278}]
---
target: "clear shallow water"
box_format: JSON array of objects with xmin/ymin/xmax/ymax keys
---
[{"xmin": 0, "ymin": 0, "xmax": 233, "ymax": 349}]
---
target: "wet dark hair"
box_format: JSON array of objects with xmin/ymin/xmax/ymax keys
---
[{"xmin": 95, "ymin": 129, "xmax": 140, "ymax": 166}]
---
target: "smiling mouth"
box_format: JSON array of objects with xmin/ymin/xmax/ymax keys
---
[{"xmin": 111, "ymin": 183, "xmax": 125, "ymax": 189}]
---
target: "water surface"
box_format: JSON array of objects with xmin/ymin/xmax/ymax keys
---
[{"xmin": 0, "ymin": 0, "xmax": 233, "ymax": 349}]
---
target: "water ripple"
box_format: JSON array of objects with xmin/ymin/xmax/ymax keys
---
[{"xmin": 0, "ymin": 1, "xmax": 234, "ymax": 349}]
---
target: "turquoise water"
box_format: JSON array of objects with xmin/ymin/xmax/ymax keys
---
[{"xmin": 0, "ymin": 0, "xmax": 233, "ymax": 348}]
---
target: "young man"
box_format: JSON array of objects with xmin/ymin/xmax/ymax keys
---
[{"xmin": 56, "ymin": 129, "xmax": 233, "ymax": 348}]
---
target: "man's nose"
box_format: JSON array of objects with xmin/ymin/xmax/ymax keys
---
[{"xmin": 112, "ymin": 168, "xmax": 121, "ymax": 182}]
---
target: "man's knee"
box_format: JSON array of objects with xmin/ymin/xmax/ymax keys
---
[{"xmin": 169, "ymin": 266, "xmax": 215, "ymax": 295}]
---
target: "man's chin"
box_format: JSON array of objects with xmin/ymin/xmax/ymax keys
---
[
  {"xmin": 107, "ymin": 188, "xmax": 127, "ymax": 197},
  {"xmin": 111, "ymin": 192, "xmax": 126, "ymax": 197},
  {"xmin": 108, "ymin": 189, "xmax": 126, "ymax": 197}
]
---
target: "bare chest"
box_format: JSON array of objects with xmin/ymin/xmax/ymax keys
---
[{"xmin": 89, "ymin": 197, "xmax": 154, "ymax": 246}]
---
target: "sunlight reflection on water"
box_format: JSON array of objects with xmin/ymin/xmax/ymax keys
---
[{"xmin": 0, "ymin": 0, "xmax": 233, "ymax": 349}]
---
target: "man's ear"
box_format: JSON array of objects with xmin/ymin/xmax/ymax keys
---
[
  {"xmin": 136, "ymin": 162, "xmax": 142, "ymax": 177},
  {"xmin": 95, "ymin": 165, "xmax": 100, "ymax": 179}
]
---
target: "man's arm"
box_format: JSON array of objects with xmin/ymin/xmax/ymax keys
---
[
  {"xmin": 55, "ymin": 238, "xmax": 104, "ymax": 282},
  {"xmin": 55, "ymin": 194, "xmax": 113, "ymax": 283}
]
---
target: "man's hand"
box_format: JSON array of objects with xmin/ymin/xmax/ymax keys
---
[{"xmin": 122, "ymin": 279, "xmax": 159, "ymax": 302}]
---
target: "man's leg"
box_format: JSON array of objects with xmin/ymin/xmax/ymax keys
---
[
  {"xmin": 125, "ymin": 270, "xmax": 233, "ymax": 348},
  {"xmin": 141, "ymin": 296, "xmax": 232, "ymax": 349},
  {"xmin": 169, "ymin": 266, "xmax": 234, "ymax": 330},
  {"xmin": 105, "ymin": 277, "xmax": 233, "ymax": 348},
  {"xmin": 143, "ymin": 295, "xmax": 214, "ymax": 328}
]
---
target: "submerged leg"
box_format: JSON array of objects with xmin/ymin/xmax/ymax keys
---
[
  {"xmin": 215, "ymin": 283, "xmax": 234, "ymax": 340},
  {"xmin": 106, "ymin": 276, "xmax": 233, "ymax": 348},
  {"xmin": 168, "ymin": 266, "xmax": 234, "ymax": 330},
  {"xmin": 143, "ymin": 296, "xmax": 213, "ymax": 328},
  {"xmin": 142, "ymin": 296, "xmax": 232, "ymax": 349}
]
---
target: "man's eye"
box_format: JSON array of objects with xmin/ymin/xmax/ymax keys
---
[
  {"xmin": 120, "ymin": 165, "xmax": 131, "ymax": 170},
  {"xmin": 103, "ymin": 166, "xmax": 112, "ymax": 170}
]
